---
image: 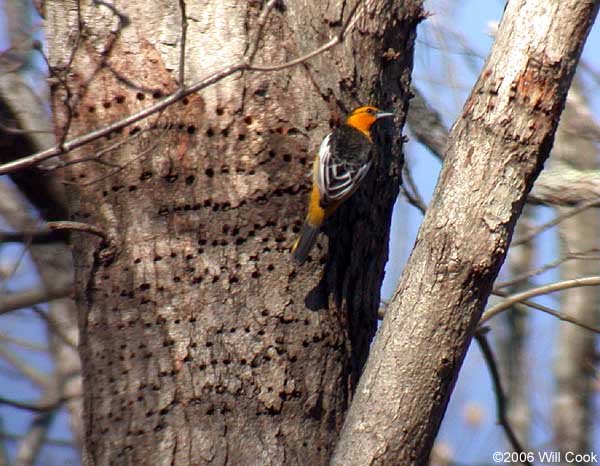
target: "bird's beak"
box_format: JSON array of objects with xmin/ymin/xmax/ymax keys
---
[{"xmin": 376, "ymin": 111, "xmax": 394, "ymax": 119}]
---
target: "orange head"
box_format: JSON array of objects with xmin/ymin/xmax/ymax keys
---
[{"xmin": 344, "ymin": 105, "xmax": 394, "ymax": 139}]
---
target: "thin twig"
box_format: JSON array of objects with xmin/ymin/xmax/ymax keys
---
[
  {"xmin": 0, "ymin": 240, "xmax": 30, "ymax": 293},
  {"xmin": 512, "ymin": 199, "xmax": 600, "ymax": 247},
  {"xmin": 0, "ymin": 220, "xmax": 109, "ymax": 243},
  {"xmin": 31, "ymin": 306, "xmax": 78, "ymax": 349},
  {"xmin": 474, "ymin": 330, "xmax": 532, "ymax": 466},
  {"xmin": 0, "ymin": 285, "xmax": 72, "ymax": 316},
  {"xmin": 0, "ymin": 431, "xmax": 77, "ymax": 449},
  {"xmin": 0, "ymin": 332, "xmax": 47, "ymax": 352},
  {"xmin": 0, "ymin": 395, "xmax": 66, "ymax": 413},
  {"xmin": 486, "ymin": 289, "xmax": 600, "ymax": 334},
  {"xmin": 494, "ymin": 248, "xmax": 600, "ymax": 289},
  {"xmin": 72, "ymin": 125, "xmax": 167, "ymax": 186},
  {"xmin": 46, "ymin": 221, "xmax": 107, "ymax": 240},
  {"xmin": 245, "ymin": 0, "xmax": 279, "ymax": 63},
  {"xmin": 0, "ymin": 345, "xmax": 49, "ymax": 387},
  {"xmin": 178, "ymin": 0, "xmax": 188, "ymax": 86},
  {"xmin": 401, "ymin": 162, "xmax": 427, "ymax": 214},
  {"xmin": 43, "ymin": 128, "xmax": 146, "ymax": 171},
  {"xmin": 0, "ymin": 0, "xmax": 367, "ymax": 175},
  {"xmin": 481, "ymin": 276, "xmax": 600, "ymax": 326}
]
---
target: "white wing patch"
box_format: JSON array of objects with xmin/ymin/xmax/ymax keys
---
[{"xmin": 316, "ymin": 133, "xmax": 371, "ymax": 206}]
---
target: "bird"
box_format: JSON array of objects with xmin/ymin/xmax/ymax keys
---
[{"xmin": 291, "ymin": 105, "xmax": 394, "ymax": 264}]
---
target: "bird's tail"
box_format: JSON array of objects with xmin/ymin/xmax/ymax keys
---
[{"xmin": 291, "ymin": 223, "xmax": 320, "ymax": 265}]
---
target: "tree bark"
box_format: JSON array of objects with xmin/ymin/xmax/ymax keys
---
[
  {"xmin": 45, "ymin": 1, "xmax": 422, "ymax": 464},
  {"xmin": 331, "ymin": 1, "xmax": 599, "ymax": 464}
]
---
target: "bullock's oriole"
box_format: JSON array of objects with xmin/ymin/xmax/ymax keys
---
[{"xmin": 292, "ymin": 105, "xmax": 394, "ymax": 264}]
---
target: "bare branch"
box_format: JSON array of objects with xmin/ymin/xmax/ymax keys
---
[
  {"xmin": 406, "ymin": 86, "xmax": 448, "ymax": 159},
  {"xmin": 481, "ymin": 276, "xmax": 600, "ymax": 326},
  {"xmin": 511, "ymin": 199, "xmax": 600, "ymax": 246},
  {"xmin": 0, "ymin": 0, "xmax": 367, "ymax": 176},
  {"xmin": 46, "ymin": 221, "xmax": 107, "ymax": 240},
  {"xmin": 43, "ymin": 127, "xmax": 146, "ymax": 171},
  {"xmin": 407, "ymin": 86, "xmax": 600, "ymax": 208},
  {"xmin": 0, "ymin": 395, "xmax": 64, "ymax": 413},
  {"xmin": 0, "ymin": 285, "xmax": 72, "ymax": 315},
  {"xmin": 474, "ymin": 330, "xmax": 531, "ymax": 466},
  {"xmin": 0, "ymin": 221, "xmax": 108, "ymax": 245},
  {"xmin": 400, "ymin": 162, "xmax": 427, "ymax": 214},
  {"xmin": 0, "ymin": 345, "xmax": 49, "ymax": 387},
  {"xmin": 31, "ymin": 306, "xmax": 78, "ymax": 349},
  {"xmin": 495, "ymin": 248, "xmax": 600, "ymax": 289},
  {"xmin": 245, "ymin": 0, "xmax": 279, "ymax": 64},
  {"xmin": 0, "ymin": 331, "xmax": 48, "ymax": 351},
  {"xmin": 0, "ymin": 430, "xmax": 77, "ymax": 450},
  {"xmin": 528, "ymin": 167, "xmax": 600, "ymax": 206},
  {"xmin": 177, "ymin": 0, "xmax": 188, "ymax": 86}
]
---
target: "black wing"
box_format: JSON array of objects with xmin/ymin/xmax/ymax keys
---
[{"xmin": 316, "ymin": 130, "xmax": 372, "ymax": 206}]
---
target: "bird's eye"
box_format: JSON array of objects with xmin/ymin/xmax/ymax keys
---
[{"xmin": 366, "ymin": 108, "xmax": 375, "ymax": 115}]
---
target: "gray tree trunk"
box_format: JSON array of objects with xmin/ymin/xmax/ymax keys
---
[
  {"xmin": 44, "ymin": 0, "xmax": 422, "ymax": 464},
  {"xmin": 332, "ymin": 1, "xmax": 599, "ymax": 464}
]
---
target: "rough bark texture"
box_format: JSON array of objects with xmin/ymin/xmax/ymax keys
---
[
  {"xmin": 331, "ymin": 1, "xmax": 599, "ymax": 465},
  {"xmin": 45, "ymin": 1, "xmax": 422, "ymax": 464},
  {"xmin": 552, "ymin": 83, "xmax": 600, "ymax": 463}
]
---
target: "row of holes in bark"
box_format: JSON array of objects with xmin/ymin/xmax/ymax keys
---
[
  {"xmin": 80, "ymin": 90, "xmax": 201, "ymax": 117},
  {"xmin": 95, "ymin": 166, "xmax": 303, "ymax": 201},
  {"xmin": 74, "ymin": 145, "xmax": 306, "ymax": 187},
  {"xmin": 115, "ymin": 251, "xmax": 319, "ymax": 298},
  {"xmin": 99, "ymin": 387, "xmax": 305, "ymax": 437},
  {"xmin": 102, "ymin": 311, "xmax": 316, "ymax": 333},
  {"xmin": 94, "ymin": 313, "xmax": 324, "ymax": 362},
  {"xmin": 127, "ymin": 230, "xmax": 296, "ymax": 266},
  {"xmin": 111, "ymin": 265, "xmax": 295, "ymax": 303},
  {"xmin": 152, "ymin": 187, "xmax": 302, "ymax": 219}
]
